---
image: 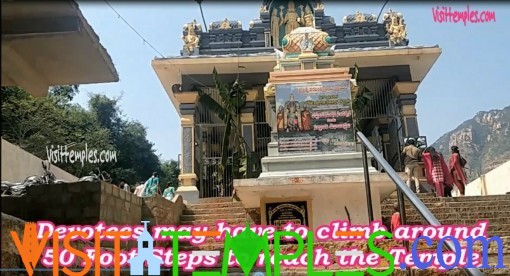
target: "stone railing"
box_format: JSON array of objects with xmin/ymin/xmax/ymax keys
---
[{"xmin": 142, "ymin": 193, "xmax": 185, "ymax": 226}]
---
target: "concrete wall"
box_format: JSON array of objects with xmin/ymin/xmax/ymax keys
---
[
  {"xmin": 0, "ymin": 181, "xmax": 185, "ymax": 227},
  {"xmin": 1, "ymin": 181, "xmax": 186, "ymax": 272},
  {"xmin": 2, "ymin": 181, "xmax": 109, "ymax": 225},
  {"xmin": 464, "ymin": 160, "xmax": 510, "ymax": 196},
  {"xmin": 1, "ymin": 139, "xmax": 78, "ymax": 183}
]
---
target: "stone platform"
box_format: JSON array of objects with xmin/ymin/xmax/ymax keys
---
[
  {"xmin": 234, "ymin": 171, "xmax": 402, "ymax": 227},
  {"xmin": 260, "ymin": 151, "xmax": 377, "ymax": 178},
  {"xmin": 238, "ymin": 135, "xmax": 402, "ymax": 227}
]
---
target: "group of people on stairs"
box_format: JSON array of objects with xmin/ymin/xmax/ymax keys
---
[
  {"xmin": 402, "ymin": 138, "xmax": 468, "ymax": 197},
  {"xmin": 118, "ymin": 172, "xmax": 177, "ymax": 201}
]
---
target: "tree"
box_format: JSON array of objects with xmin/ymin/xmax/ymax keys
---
[
  {"xmin": 88, "ymin": 94, "xmax": 162, "ymax": 184},
  {"xmin": 1, "ymin": 86, "xmax": 165, "ymax": 184},
  {"xmin": 49, "ymin": 85, "xmax": 79, "ymax": 104},
  {"xmin": 1, "ymin": 86, "xmax": 113, "ymax": 176},
  {"xmin": 197, "ymin": 68, "xmax": 261, "ymax": 194},
  {"xmin": 160, "ymin": 159, "xmax": 180, "ymax": 189},
  {"xmin": 351, "ymin": 64, "xmax": 373, "ymax": 133}
]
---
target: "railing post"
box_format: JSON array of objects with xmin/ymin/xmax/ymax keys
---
[
  {"xmin": 361, "ymin": 143, "xmax": 375, "ymax": 223},
  {"xmin": 396, "ymin": 188, "xmax": 407, "ymax": 229},
  {"xmin": 356, "ymin": 132, "xmax": 483, "ymax": 276},
  {"xmin": 397, "ymin": 188, "xmax": 412, "ymax": 275}
]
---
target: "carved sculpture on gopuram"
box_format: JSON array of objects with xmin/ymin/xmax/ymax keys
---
[
  {"xmin": 219, "ymin": 18, "xmax": 231, "ymax": 29},
  {"xmin": 260, "ymin": 4, "xmax": 268, "ymax": 13},
  {"xmin": 182, "ymin": 19, "xmax": 201, "ymax": 54},
  {"xmin": 343, "ymin": 11, "xmax": 376, "ymax": 24},
  {"xmin": 279, "ymin": 1, "xmax": 301, "ymax": 36},
  {"xmin": 383, "ymin": 9, "xmax": 407, "ymax": 46},
  {"xmin": 299, "ymin": 4, "xmax": 315, "ymax": 28},
  {"xmin": 355, "ymin": 11, "xmax": 364, "ymax": 22},
  {"xmin": 271, "ymin": 8, "xmax": 281, "ymax": 47},
  {"xmin": 299, "ymin": 32, "xmax": 314, "ymax": 53},
  {"xmin": 313, "ymin": 0, "xmax": 324, "ymax": 11}
]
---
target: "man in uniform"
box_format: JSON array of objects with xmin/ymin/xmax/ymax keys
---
[{"xmin": 402, "ymin": 138, "xmax": 422, "ymax": 193}]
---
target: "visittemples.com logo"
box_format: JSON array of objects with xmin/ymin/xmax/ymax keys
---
[{"xmin": 9, "ymin": 220, "xmax": 505, "ymax": 276}]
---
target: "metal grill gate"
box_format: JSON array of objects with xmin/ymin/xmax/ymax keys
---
[
  {"xmin": 195, "ymin": 88, "xmax": 234, "ymax": 198},
  {"xmin": 254, "ymin": 101, "xmax": 271, "ymax": 159},
  {"xmin": 357, "ymin": 79, "xmax": 405, "ymax": 171}
]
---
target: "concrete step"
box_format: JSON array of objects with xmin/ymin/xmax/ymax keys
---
[
  {"xmin": 182, "ymin": 206, "xmax": 245, "ymax": 215},
  {"xmin": 382, "ymin": 197, "xmax": 443, "ymax": 204},
  {"xmin": 198, "ymin": 197, "xmax": 234, "ymax": 204},
  {"xmin": 381, "ymin": 201, "xmax": 448, "ymax": 210},
  {"xmin": 444, "ymin": 194, "xmax": 510, "ymax": 202},
  {"xmin": 383, "ymin": 193, "xmax": 510, "ymax": 203},
  {"xmin": 405, "ymin": 217, "xmax": 510, "ymax": 226},
  {"xmin": 389, "ymin": 222, "xmax": 510, "ymax": 234},
  {"xmin": 181, "ymin": 218, "xmax": 252, "ymax": 226},
  {"xmin": 384, "ymin": 192, "xmax": 436, "ymax": 199},
  {"xmin": 398, "ymin": 218, "xmax": 510, "ymax": 228},
  {"xmin": 490, "ymin": 230, "xmax": 510, "ymax": 237},
  {"xmin": 383, "ymin": 197, "xmax": 510, "ymax": 207},
  {"xmin": 393, "ymin": 200, "xmax": 510, "ymax": 209},
  {"xmin": 381, "ymin": 210, "xmax": 510, "ymax": 219},
  {"xmin": 180, "ymin": 212, "xmax": 247, "ymax": 221},
  {"xmin": 186, "ymin": 202, "xmax": 244, "ymax": 210},
  {"xmin": 447, "ymin": 200, "xmax": 510, "ymax": 208},
  {"xmin": 381, "ymin": 204, "xmax": 510, "ymax": 215},
  {"xmin": 380, "ymin": 212, "xmax": 510, "ymax": 227}
]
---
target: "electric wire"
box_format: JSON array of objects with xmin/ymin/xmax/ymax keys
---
[
  {"xmin": 376, "ymin": 0, "xmax": 390, "ymax": 22},
  {"xmin": 103, "ymin": 0, "xmax": 211, "ymax": 88},
  {"xmin": 195, "ymin": 0, "xmax": 208, "ymax": 32}
]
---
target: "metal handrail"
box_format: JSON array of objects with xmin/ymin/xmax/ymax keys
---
[{"xmin": 356, "ymin": 131, "xmax": 483, "ymax": 276}]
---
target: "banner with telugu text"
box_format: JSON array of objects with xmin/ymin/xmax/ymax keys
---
[{"xmin": 275, "ymin": 80, "xmax": 355, "ymax": 154}]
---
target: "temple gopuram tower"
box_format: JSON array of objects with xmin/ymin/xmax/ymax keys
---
[{"xmin": 152, "ymin": 0, "xmax": 441, "ymax": 225}]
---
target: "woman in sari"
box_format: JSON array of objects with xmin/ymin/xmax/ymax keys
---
[
  {"xmin": 134, "ymin": 182, "xmax": 145, "ymax": 197},
  {"xmin": 162, "ymin": 182, "xmax": 176, "ymax": 201},
  {"xmin": 422, "ymin": 147, "xmax": 453, "ymax": 197},
  {"xmin": 142, "ymin": 172, "xmax": 160, "ymax": 197},
  {"xmin": 449, "ymin": 146, "xmax": 467, "ymax": 196}
]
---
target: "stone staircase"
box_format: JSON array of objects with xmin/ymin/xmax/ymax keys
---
[
  {"xmin": 178, "ymin": 198, "xmax": 251, "ymax": 251},
  {"xmin": 180, "ymin": 197, "xmax": 249, "ymax": 225},
  {"xmin": 178, "ymin": 198, "xmax": 259, "ymax": 275},
  {"xmin": 175, "ymin": 195, "xmax": 510, "ymax": 275},
  {"xmin": 380, "ymin": 192, "xmax": 510, "ymax": 238}
]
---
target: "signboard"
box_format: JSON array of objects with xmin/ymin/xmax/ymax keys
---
[
  {"xmin": 275, "ymin": 80, "xmax": 355, "ymax": 154},
  {"xmin": 266, "ymin": 201, "xmax": 309, "ymax": 227}
]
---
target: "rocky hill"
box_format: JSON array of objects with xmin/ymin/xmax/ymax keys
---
[{"xmin": 431, "ymin": 105, "xmax": 510, "ymax": 180}]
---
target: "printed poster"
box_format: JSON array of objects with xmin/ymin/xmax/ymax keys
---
[{"xmin": 275, "ymin": 80, "xmax": 355, "ymax": 154}]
